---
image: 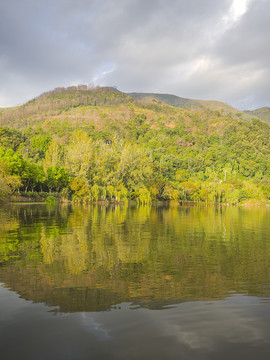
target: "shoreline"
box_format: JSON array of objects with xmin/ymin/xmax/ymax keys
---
[{"xmin": 3, "ymin": 194, "xmax": 270, "ymax": 207}]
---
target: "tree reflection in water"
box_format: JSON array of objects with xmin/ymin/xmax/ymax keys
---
[{"xmin": 0, "ymin": 203, "xmax": 270, "ymax": 312}]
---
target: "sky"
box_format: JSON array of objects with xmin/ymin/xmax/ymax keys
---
[{"xmin": 0, "ymin": 0, "xmax": 269, "ymax": 110}]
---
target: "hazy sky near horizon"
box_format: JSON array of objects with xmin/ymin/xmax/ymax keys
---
[{"xmin": 0, "ymin": 0, "xmax": 269, "ymax": 109}]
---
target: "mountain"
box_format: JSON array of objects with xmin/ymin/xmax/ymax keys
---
[
  {"xmin": 127, "ymin": 92, "xmax": 199, "ymax": 108},
  {"xmin": 244, "ymin": 107, "xmax": 270, "ymax": 125},
  {"xmin": 0, "ymin": 87, "xmax": 263, "ymax": 129},
  {"xmin": 0, "ymin": 85, "xmax": 270, "ymax": 205},
  {"xmin": 0, "ymin": 86, "xmax": 133, "ymax": 128},
  {"xmin": 127, "ymin": 92, "xmax": 257, "ymax": 122}
]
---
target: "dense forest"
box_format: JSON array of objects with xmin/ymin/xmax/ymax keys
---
[{"xmin": 0, "ymin": 86, "xmax": 270, "ymax": 204}]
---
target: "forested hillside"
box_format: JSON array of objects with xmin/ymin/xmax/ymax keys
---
[
  {"xmin": 128, "ymin": 92, "xmax": 257, "ymax": 122},
  {"xmin": 0, "ymin": 86, "xmax": 269, "ymax": 204},
  {"xmin": 244, "ymin": 107, "xmax": 270, "ymax": 125}
]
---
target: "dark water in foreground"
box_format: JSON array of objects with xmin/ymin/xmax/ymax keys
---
[{"xmin": 1, "ymin": 203, "xmax": 270, "ymax": 359}]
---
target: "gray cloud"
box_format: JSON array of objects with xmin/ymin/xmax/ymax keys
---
[{"xmin": 0, "ymin": 0, "xmax": 268, "ymax": 109}]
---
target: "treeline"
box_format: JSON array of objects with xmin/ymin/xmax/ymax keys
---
[{"xmin": 0, "ymin": 89, "xmax": 270, "ymax": 204}]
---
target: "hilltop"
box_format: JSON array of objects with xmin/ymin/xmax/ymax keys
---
[
  {"xmin": 128, "ymin": 92, "xmax": 257, "ymax": 122},
  {"xmin": 244, "ymin": 107, "xmax": 270, "ymax": 125},
  {"xmin": 0, "ymin": 85, "xmax": 270, "ymax": 204},
  {"xmin": 0, "ymin": 86, "xmax": 132, "ymax": 128}
]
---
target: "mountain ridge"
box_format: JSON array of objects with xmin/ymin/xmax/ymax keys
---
[
  {"xmin": 1, "ymin": 86, "xmax": 269, "ymax": 124},
  {"xmin": 127, "ymin": 92, "xmax": 259, "ymax": 122},
  {"xmin": 244, "ymin": 107, "xmax": 270, "ymax": 125}
]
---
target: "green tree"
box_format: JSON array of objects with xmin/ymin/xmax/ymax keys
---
[{"xmin": 46, "ymin": 166, "xmax": 69, "ymax": 192}]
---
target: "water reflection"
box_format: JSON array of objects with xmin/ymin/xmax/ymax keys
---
[{"xmin": 0, "ymin": 204, "xmax": 270, "ymax": 312}]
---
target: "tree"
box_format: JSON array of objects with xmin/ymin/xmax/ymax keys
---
[
  {"xmin": 46, "ymin": 166, "xmax": 69, "ymax": 192},
  {"xmin": 43, "ymin": 140, "xmax": 63, "ymax": 171},
  {"xmin": 0, "ymin": 160, "xmax": 21, "ymax": 200},
  {"xmin": 137, "ymin": 188, "xmax": 151, "ymax": 204},
  {"xmin": 65, "ymin": 131, "xmax": 94, "ymax": 180},
  {"xmin": 116, "ymin": 144, "xmax": 153, "ymax": 194}
]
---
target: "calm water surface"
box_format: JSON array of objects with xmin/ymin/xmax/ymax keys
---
[{"xmin": 0, "ymin": 203, "xmax": 270, "ymax": 359}]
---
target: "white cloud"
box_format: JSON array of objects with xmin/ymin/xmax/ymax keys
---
[{"xmin": 230, "ymin": 0, "xmax": 249, "ymax": 21}]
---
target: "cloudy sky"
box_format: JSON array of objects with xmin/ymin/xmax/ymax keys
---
[{"xmin": 0, "ymin": 0, "xmax": 269, "ymax": 109}]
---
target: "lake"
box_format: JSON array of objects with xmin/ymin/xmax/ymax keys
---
[{"xmin": 1, "ymin": 203, "xmax": 270, "ymax": 359}]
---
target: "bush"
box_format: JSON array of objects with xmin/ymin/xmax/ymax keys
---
[{"xmin": 45, "ymin": 194, "xmax": 58, "ymax": 205}]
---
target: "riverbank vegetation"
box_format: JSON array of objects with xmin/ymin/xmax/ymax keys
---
[{"xmin": 0, "ymin": 86, "xmax": 270, "ymax": 205}]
